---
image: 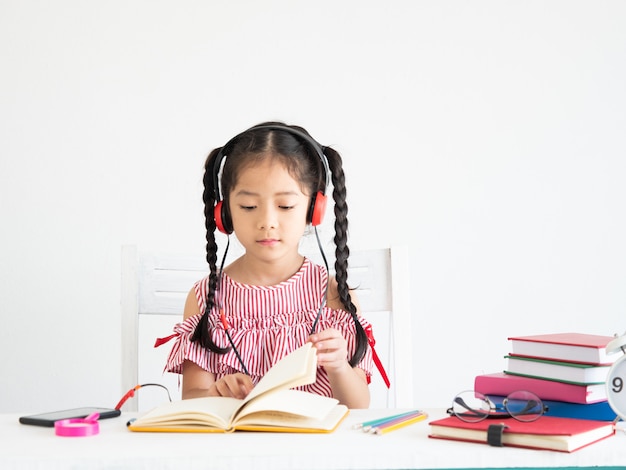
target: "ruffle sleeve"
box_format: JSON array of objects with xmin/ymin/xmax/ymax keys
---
[{"xmin": 161, "ymin": 313, "xmax": 209, "ymax": 375}]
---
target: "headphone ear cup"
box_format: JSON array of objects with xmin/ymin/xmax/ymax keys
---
[
  {"xmin": 214, "ymin": 201, "xmax": 232, "ymax": 234},
  {"xmin": 309, "ymin": 191, "xmax": 327, "ymax": 226}
]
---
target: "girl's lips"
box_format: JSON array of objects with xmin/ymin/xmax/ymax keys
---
[{"xmin": 257, "ymin": 239, "xmax": 279, "ymax": 246}]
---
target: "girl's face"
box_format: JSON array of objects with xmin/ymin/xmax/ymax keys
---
[{"xmin": 229, "ymin": 156, "xmax": 311, "ymax": 263}]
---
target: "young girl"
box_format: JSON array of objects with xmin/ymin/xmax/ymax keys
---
[{"xmin": 162, "ymin": 122, "xmax": 375, "ymax": 408}]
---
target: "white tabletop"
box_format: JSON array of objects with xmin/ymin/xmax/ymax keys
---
[{"xmin": 2, "ymin": 409, "xmax": 625, "ymax": 469}]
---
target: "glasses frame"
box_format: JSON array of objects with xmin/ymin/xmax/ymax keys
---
[{"xmin": 448, "ymin": 390, "xmax": 548, "ymax": 423}]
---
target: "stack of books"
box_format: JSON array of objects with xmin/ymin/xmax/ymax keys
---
[
  {"xmin": 428, "ymin": 332, "xmax": 618, "ymax": 452},
  {"xmin": 474, "ymin": 332, "xmax": 618, "ymax": 421}
]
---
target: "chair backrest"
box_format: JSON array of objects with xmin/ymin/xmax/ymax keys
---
[{"xmin": 121, "ymin": 244, "xmax": 413, "ymax": 411}]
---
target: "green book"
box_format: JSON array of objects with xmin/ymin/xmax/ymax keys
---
[{"xmin": 504, "ymin": 355, "xmax": 610, "ymax": 385}]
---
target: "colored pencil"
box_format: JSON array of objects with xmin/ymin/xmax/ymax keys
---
[
  {"xmin": 363, "ymin": 410, "xmax": 425, "ymax": 433},
  {"xmin": 373, "ymin": 413, "xmax": 428, "ymax": 435},
  {"xmin": 353, "ymin": 410, "xmax": 422, "ymax": 430}
]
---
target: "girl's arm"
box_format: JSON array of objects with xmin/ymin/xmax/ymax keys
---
[
  {"xmin": 181, "ymin": 289, "xmax": 253, "ymax": 399},
  {"xmin": 309, "ymin": 279, "xmax": 370, "ymax": 409},
  {"xmin": 309, "ymin": 328, "xmax": 370, "ymax": 408}
]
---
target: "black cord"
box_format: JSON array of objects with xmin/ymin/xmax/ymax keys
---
[
  {"xmin": 115, "ymin": 383, "xmax": 173, "ymax": 410},
  {"xmin": 309, "ymin": 226, "xmax": 329, "ymax": 335},
  {"xmin": 216, "ymin": 237, "xmax": 250, "ymax": 375},
  {"xmin": 140, "ymin": 383, "xmax": 173, "ymax": 402}
]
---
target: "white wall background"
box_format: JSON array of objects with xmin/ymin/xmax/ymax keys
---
[{"xmin": 1, "ymin": 0, "xmax": 625, "ymax": 413}]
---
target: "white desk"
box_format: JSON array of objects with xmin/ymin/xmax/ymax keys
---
[{"xmin": 2, "ymin": 409, "xmax": 625, "ymax": 469}]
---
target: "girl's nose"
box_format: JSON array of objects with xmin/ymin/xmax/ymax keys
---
[{"xmin": 258, "ymin": 206, "xmax": 277, "ymax": 229}]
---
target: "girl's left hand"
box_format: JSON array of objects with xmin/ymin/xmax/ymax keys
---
[{"xmin": 309, "ymin": 328, "xmax": 349, "ymax": 372}]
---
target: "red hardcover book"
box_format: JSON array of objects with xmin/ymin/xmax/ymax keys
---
[
  {"xmin": 428, "ymin": 415, "xmax": 614, "ymax": 452},
  {"xmin": 507, "ymin": 332, "xmax": 615, "ymax": 365},
  {"xmin": 474, "ymin": 372, "xmax": 607, "ymax": 404}
]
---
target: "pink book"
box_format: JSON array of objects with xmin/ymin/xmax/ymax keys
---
[{"xmin": 474, "ymin": 372, "xmax": 607, "ymax": 404}]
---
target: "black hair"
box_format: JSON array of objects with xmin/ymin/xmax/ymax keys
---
[{"xmin": 191, "ymin": 122, "xmax": 368, "ymax": 367}]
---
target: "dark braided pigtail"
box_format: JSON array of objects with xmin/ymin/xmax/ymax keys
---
[
  {"xmin": 190, "ymin": 148, "xmax": 230, "ymax": 354},
  {"xmin": 324, "ymin": 147, "xmax": 368, "ymax": 367}
]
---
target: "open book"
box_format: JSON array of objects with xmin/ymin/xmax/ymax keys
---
[{"xmin": 128, "ymin": 343, "xmax": 349, "ymax": 433}]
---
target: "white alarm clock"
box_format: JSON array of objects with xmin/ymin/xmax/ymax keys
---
[{"xmin": 606, "ymin": 333, "xmax": 626, "ymax": 421}]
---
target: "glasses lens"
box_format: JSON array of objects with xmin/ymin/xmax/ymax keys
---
[
  {"xmin": 452, "ymin": 391, "xmax": 491, "ymax": 422},
  {"xmin": 504, "ymin": 390, "xmax": 544, "ymax": 422}
]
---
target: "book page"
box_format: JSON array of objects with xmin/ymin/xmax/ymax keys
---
[
  {"xmin": 235, "ymin": 389, "xmax": 339, "ymax": 423},
  {"xmin": 242, "ymin": 342, "xmax": 317, "ymax": 404},
  {"xmin": 234, "ymin": 401, "xmax": 348, "ymax": 432},
  {"xmin": 131, "ymin": 396, "xmax": 242, "ymax": 429}
]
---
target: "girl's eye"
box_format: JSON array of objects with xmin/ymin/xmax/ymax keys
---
[
  {"xmin": 239, "ymin": 205, "xmax": 256, "ymax": 211},
  {"xmin": 279, "ymin": 205, "xmax": 295, "ymax": 210}
]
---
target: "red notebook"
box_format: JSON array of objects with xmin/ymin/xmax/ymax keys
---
[{"xmin": 428, "ymin": 415, "xmax": 615, "ymax": 452}]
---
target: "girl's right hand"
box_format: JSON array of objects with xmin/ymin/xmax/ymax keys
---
[{"xmin": 208, "ymin": 373, "xmax": 254, "ymax": 399}]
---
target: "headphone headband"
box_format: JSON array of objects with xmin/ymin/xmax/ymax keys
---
[
  {"xmin": 212, "ymin": 124, "xmax": 330, "ymax": 202},
  {"xmin": 212, "ymin": 124, "xmax": 330, "ymax": 234}
]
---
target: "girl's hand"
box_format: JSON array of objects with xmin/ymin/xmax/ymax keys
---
[
  {"xmin": 208, "ymin": 373, "xmax": 254, "ymax": 399},
  {"xmin": 309, "ymin": 327, "xmax": 350, "ymax": 373}
]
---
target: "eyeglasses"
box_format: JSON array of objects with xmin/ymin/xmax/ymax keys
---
[{"xmin": 447, "ymin": 390, "xmax": 548, "ymax": 423}]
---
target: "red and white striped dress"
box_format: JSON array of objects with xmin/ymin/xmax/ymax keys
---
[{"xmin": 163, "ymin": 257, "xmax": 374, "ymax": 397}]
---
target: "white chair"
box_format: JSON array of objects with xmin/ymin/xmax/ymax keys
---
[{"xmin": 121, "ymin": 244, "xmax": 414, "ymax": 411}]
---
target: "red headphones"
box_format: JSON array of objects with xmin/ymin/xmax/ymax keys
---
[{"xmin": 212, "ymin": 125, "xmax": 329, "ymax": 235}]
